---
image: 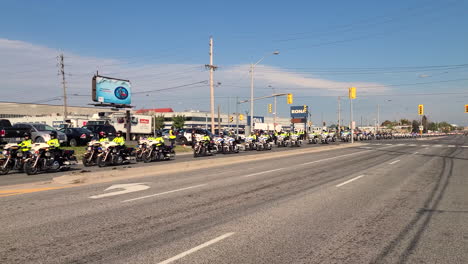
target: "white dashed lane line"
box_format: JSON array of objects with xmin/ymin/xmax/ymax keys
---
[
  {"xmin": 389, "ymin": 160, "xmax": 401, "ymax": 165},
  {"xmin": 336, "ymin": 175, "xmax": 365, "ymax": 187},
  {"xmin": 122, "ymin": 184, "xmax": 207, "ymax": 203}
]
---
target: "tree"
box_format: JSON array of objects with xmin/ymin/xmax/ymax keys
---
[
  {"xmin": 381, "ymin": 120, "xmax": 393, "ymax": 127},
  {"xmin": 438, "ymin": 122, "xmax": 453, "ymax": 133},
  {"xmin": 422, "ymin": 115, "xmax": 428, "ymax": 133},
  {"xmin": 399, "ymin": 119, "xmax": 411, "ymax": 125},
  {"xmin": 172, "ymin": 115, "xmax": 186, "ymax": 129},
  {"xmin": 154, "ymin": 114, "xmax": 165, "ymax": 130},
  {"xmin": 412, "ymin": 120, "xmax": 420, "ymax": 133},
  {"xmin": 428, "ymin": 122, "xmax": 438, "ymax": 132}
]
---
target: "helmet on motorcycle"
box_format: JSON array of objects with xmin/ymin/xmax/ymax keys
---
[
  {"xmin": 23, "ymin": 132, "xmax": 31, "ymax": 138},
  {"xmin": 50, "ymin": 131, "xmax": 57, "ymax": 138},
  {"xmin": 99, "ymin": 131, "xmax": 107, "ymax": 138},
  {"xmin": 116, "ymin": 130, "xmax": 123, "ymax": 136}
]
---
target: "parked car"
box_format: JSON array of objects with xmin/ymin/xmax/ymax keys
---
[
  {"xmin": 12, "ymin": 123, "xmax": 67, "ymax": 144},
  {"xmin": 0, "ymin": 119, "xmax": 30, "ymax": 145},
  {"xmin": 176, "ymin": 128, "xmax": 214, "ymax": 145},
  {"xmin": 58, "ymin": 127, "xmax": 94, "ymax": 146},
  {"xmin": 82, "ymin": 124, "xmax": 117, "ymax": 139}
]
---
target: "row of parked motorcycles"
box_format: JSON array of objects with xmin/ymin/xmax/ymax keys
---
[
  {"xmin": 193, "ymin": 136, "xmax": 240, "ymax": 158},
  {"xmin": 0, "ymin": 143, "xmax": 76, "ymax": 175},
  {"xmin": 82, "ymin": 139, "xmax": 175, "ymax": 167}
]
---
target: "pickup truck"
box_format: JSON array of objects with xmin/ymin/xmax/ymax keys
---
[{"xmin": 0, "ymin": 119, "xmax": 30, "ymax": 145}]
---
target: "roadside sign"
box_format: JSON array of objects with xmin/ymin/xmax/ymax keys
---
[{"xmin": 290, "ymin": 105, "xmax": 308, "ymax": 118}]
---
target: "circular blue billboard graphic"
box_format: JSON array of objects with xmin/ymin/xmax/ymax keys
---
[{"xmin": 114, "ymin": 86, "xmax": 129, "ymax": 100}]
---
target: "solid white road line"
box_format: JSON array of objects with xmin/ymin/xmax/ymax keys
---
[
  {"xmin": 385, "ymin": 144, "xmax": 392, "ymax": 146},
  {"xmin": 301, "ymin": 150, "xmax": 372, "ymax": 165},
  {"xmin": 422, "ymin": 145, "xmax": 429, "ymax": 147},
  {"xmin": 448, "ymin": 145, "xmax": 456, "ymax": 147},
  {"xmin": 336, "ymin": 175, "xmax": 365, "ymax": 187},
  {"xmin": 389, "ymin": 160, "xmax": 400, "ymax": 165},
  {"xmin": 122, "ymin": 184, "xmax": 207, "ymax": 203},
  {"xmin": 462, "ymin": 146, "xmax": 468, "ymax": 148},
  {"xmin": 157, "ymin": 232, "xmax": 235, "ymax": 264},
  {"xmin": 242, "ymin": 168, "xmax": 284, "ymax": 178},
  {"xmin": 434, "ymin": 145, "xmax": 442, "ymax": 147},
  {"xmin": 409, "ymin": 144, "xmax": 416, "ymax": 146}
]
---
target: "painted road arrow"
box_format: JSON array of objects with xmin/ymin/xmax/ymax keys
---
[{"xmin": 89, "ymin": 183, "xmax": 150, "ymax": 199}]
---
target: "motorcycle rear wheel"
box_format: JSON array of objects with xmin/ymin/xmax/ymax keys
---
[
  {"xmin": 142, "ymin": 152, "xmax": 152, "ymax": 163},
  {"xmin": 82, "ymin": 156, "xmax": 94, "ymax": 167}
]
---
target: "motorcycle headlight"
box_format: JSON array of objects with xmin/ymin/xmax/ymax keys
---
[
  {"xmin": 17, "ymin": 152, "xmax": 23, "ymax": 157},
  {"xmin": 113, "ymin": 148, "xmax": 117, "ymax": 153},
  {"xmin": 45, "ymin": 152, "xmax": 51, "ymax": 157},
  {"xmin": 87, "ymin": 147, "xmax": 92, "ymax": 151}
]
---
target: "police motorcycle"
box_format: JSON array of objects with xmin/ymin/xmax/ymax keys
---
[
  {"xmin": 340, "ymin": 130, "xmax": 352, "ymax": 142},
  {"xmin": 226, "ymin": 135, "xmax": 240, "ymax": 153},
  {"xmin": 96, "ymin": 141, "xmax": 132, "ymax": 167},
  {"xmin": 290, "ymin": 133, "xmax": 301, "ymax": 147},
  {"xmin": 276, "ymin": 133, "xmax": 289, "ymax": 147},
  {"xmin": 256, "ymin": 134, "xmax": 272, "ymax": 151},
  {"xmin": 244, "ymin": 135, "xmax": 257, "ymax": 151},
  {"xmin": 140, "ymin": 138, "xmax": 175, "ymax": 163},
  {"xmin": 0, "ymin": 143, "xmax": 31, "ymax": 175},
  {"xmin": 82, "ymin": 140, "xmax": 103, "ymax": 167},
  {"xmin": 24, "ymin": 143, "xmax": 77, "ymax": 175},
  {"xmin": 193, "ymin": 134, "xmax": 217, "ymax": 157},
  {"xmin": 319, "ymin": 131, "xmax": 333, "ymax": 144},
  {"xmin": 308, "ymin": 132, "xmax": 320, "ymax": 144}
]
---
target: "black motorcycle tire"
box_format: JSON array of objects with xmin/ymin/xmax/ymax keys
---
[
  {"xmin": 97, "ymin": 155, "xmax": 107, "ymax": 167},
  {"xmin": 0, "ymin": 161, "xmax": 10, "ymax": 175},
  {"xmin": 24, "ymin": 160, "xmax": 38, "ymax": 175},
  {"xmin": 143, "ymin": 151, "xmax": 152, "ymax": 163},
  {"xmin": 82, "ymin": 156, "xmax": 94, "ymax": 167}
]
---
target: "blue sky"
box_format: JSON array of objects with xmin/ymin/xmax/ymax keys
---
[{"xmin": 1, "ymin": 0, "xmax": 468, "ymax": 126}]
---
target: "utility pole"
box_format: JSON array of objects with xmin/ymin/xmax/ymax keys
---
[
  {"xmin": 205, "ymin": 36, "xmax": 217, "ymax": 135},
  {"xmin": 338, "ymin": 96, "xmax": 341, "ymax": 133},
  {"xmin": 377, "ymin": 104, "xmax": 380, "ymax": 132},
  {"xmin": 350, "ymin": 98, "xmax": 354, "ymax": 143},
  {"xmin": 249, "ymin": 63, "xmax": 254, "ymax": 134},
  {"xmin": 58, "ymin": 53, "xmax": 68, "ymax": 121},
  {"xmin": 236, "ymin": 96, "xmax": 239, "ymax": 136},
  {"xmin": 217, "ymin": 105, "xmax": 221, "ymax": 134}
]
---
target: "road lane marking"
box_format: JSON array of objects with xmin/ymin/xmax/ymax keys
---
[
  {"xmin": 397, "ymin": 144, "xmax": 404, "ymax": 146},
  {"xmin": 301, "ymin": 150, "xmax": 372, "ymax": 165},
  {"xmin": 409, "ymin": 144, "xmax": 416, "ymax": 146},
  {"xmin": 421, "ymin": 145, "xmax": 429, "ymax": 147},
  {"xmin": 89, "ymin": 183, "xmax": 150, "ymax": 199},
  {"xmin": 122, "ymin": 184, "xmax": 207, "ymax": 203},
  {"xmin": 434, "ymin": 145, "xmax": 442, "ymax": 147},
  {"xmin": 157, "ymin": 232, "xmax": 235, "ymax": 264},
  {"xmin": 385, "ymin": 144, "xmax": 392, "ymax": 146},
  {"xmin": 389, "ymin": 160, "xmax": 400, "ymax": 165},
  {"xmin": 336, "ymin": 175, "xmax": 365, "ymax": 187},
  {"xmin": 448, "ymin": 145, "xmax": 456, "ymax": 147},
  {"xmin": 242, "ymin": 168, "xmax": 284, "ymax": 178},
  {"xmin": 0, "ymin": 186, "xmax": 71, "ymax": 197},
  {"xmin": 463, "ymin": 146, "xmax": 468, "ymax": 148},
  {"xmin": 413, "ymin": 152, "xmax": 419, "ymax": 155}
]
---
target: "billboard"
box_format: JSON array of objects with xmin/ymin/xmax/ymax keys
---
[
  {"xmin": 247, "ymin": 116, "xmax": 265, "ymax": 124},
  {"xmin": 290, "ymin": 105, "xmax": 308, "ymax": 118},
  {"xmin": 92, "ymin": 75, "xmax": 132, "ymax": 105}
]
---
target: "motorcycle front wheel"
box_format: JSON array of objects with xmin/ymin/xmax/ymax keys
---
[
  {"xmin": 142, "ymin": 152, "xmax": 152, "ymax": 163},
  {"xmin": 0, "ymin": 160, "xmax": 10, "ymax": 175},
  {"xmin": 96, "ymin": 155, "xmax": 107, "ymax": 167},
  {"xmin": 24, "ymin": 160, "xmax": 39, "ymax": 175}
]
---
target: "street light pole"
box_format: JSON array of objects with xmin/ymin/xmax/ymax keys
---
[{"xmin": 248, "ymin": 51, "xmax": 279, "ymax": 135}]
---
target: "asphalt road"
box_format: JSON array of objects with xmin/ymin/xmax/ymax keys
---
[
  {"xmin": 0, "ymin": 135, "xmax": 467, "ymax": 263},
  {"xmin": 0, "ymin": 136, "xmax": 444, "ymax": 186}
]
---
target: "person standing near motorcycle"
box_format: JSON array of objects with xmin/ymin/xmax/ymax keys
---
[
  {"xmin": 18, "ymin": 132, "xmax": 33, "ymax": 152},
  {"xmin": 99, "ymin": 131, "xmax": 109, "ymax": 142},
  {"xmin": 169, "ymin": 126, "xmax": 177, "ymax": 148}
]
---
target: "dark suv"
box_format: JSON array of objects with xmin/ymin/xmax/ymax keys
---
[{"xmin": 82, "ymin": 124, "xmax": 117, "ymax": 139}]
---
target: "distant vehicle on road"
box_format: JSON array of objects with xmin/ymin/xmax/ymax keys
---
[
  {"xmin": 0, "ymin": 119, "xmax": 30, "ymax": 145},
  {"xmin": 58, "ymin": 127, "xmax": 94, "ymax": 146},
  {"xmin": 12, "ymin": 123, "xmax": 67, "ymax": 144},
  {"xmin": 82, "ymin": 124, "xmax": 117, "ymax": 139}
]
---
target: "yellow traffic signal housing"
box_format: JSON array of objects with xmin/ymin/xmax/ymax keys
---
[
  {"xmin": 465, "ymin": 104, "xmax": 468, "ymax": 113},
  {"xmin": 268, "ymin": 104, "xmax": 272, "ymax": 113},
  {"xmin": 349, "ymin": 87, "xmax": 356, "ymax": 99},
  {"xmin": 239, "ymin": 114, "xmax": 244, "ymax": 121},
  {"xmin": 418, "ymin": 104, "xmax": 424, "ymax": 115},
  {"xmin": 229, "ymin": 116, "xmax": 234, "ymax": 123},
  {"xmin": 287, "ymin": 93, "xmax": 293, "ymax": 104}
]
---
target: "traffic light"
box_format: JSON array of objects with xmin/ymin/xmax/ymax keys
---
[
  {"xmin": 287, "ymin": 93, "xmax": 293, "ymax": 104},
  {"xmin": 418, "ymin": 104, "xmax": 424, "ymax": 115},
  {"xmin": 229, "ymin": 116, "xmax": 234, "ymax": 123},
  {"xmin": 239, "ymin": 114, "xmax": 244, "ymax": 121},
  {"xmin": 349, "ymin": 87, "xmax": 356, "ymax": 99},
  {"xmin": 465, "ymin": 104, "xmax": 468, "ymax": 113},
  {"xmin": 268, "ymin": 104, "xmax": 272, "ymax": 113}
]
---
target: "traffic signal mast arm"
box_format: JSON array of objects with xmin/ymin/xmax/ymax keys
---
[{"xmin": 238, "ymin": 93, "xmax": 288, "ymax": 104}]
